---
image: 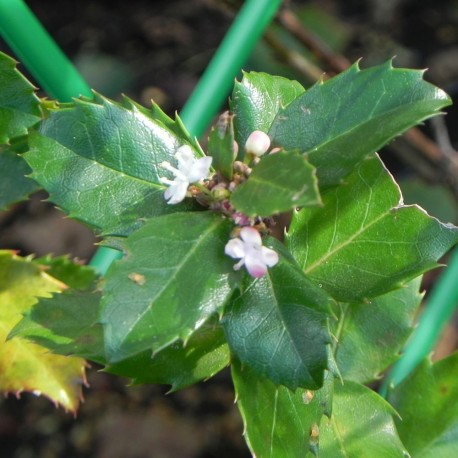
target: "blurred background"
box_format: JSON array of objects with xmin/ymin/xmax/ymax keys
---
[{"xmin": 1, "ymin": 0, "xmax": 457, "ymax": 456}]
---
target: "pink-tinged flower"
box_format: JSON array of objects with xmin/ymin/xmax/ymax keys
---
[
  {"xmin": 224, "ymin": 227, "xmax": 279, "ymax": 278},
  {"xmin": 160, "ymin": 145, "xmax": 212, "ymax": 204},
  {"xmin": 245, "ymin": 130, "xmax": 271, "ymax": 157}
]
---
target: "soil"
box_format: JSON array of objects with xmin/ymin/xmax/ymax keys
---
[{"xmin": 1, "ymin": 0, "xmax": 457, "ymax": 457}]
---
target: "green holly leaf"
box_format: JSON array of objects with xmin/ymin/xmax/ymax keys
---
[
  {"xmin": 333, "ymin": 277, "xmax": 422, "ymax": 384},
  {"xmin": 0, "ymin": 251, "xmax": 86, "ymax": 413},
  {"xmin": 230, "ymin": 71, "xmax": 305, "ymax": 156},
  {"xmin": 207, "ymin": 111, "xmax": 235, "ymax": 180},
  {"xmin": 0, "ymin": 145, "xmax": 39, "ymax": 210},
  {"xmin": 232, "ymin": 359, "xmax": 334, "ymax": 458},
  {"xmin": 106, "ymin": 314, "xmax": 229, "ymax": 391},
  {"xmin": 10, "ymin": 256, "xmax": 102, "ymax": 363},
  {"xmin": 388, "ymin": 352, "xmax": 458, "ymax": 457},
  {"xmin": 148, "ymin": 99, "xmax": 203, "ymax": 154},
  {"xmin": 223, "ymin": 238, "xmax": 331, "ymax": 390},
  {"xmin": 24, "ymin": 95, "xmax": 200, "ymax": 236},
  {"xmin": 10, "ymin": 289, "xmax": 105, "ymax": 365},
  {"xmin": 34, "ymin": 254, "xmax": 97, "ymax": 290},
  {"xmin": 0, "ymin": 52, "xmax": 41, "ymax": 143},
  {"xmin": 269, "ymin": 60, "xmax": 452, "ymax": 188},
  {"xmin": 230, "ymin": 151, "xmax": 321, "ymax": 217},
  {"xmin": 101, "ymin": 212, "xmax": 235, "ymax": 362},
  {"xmin": 287, "ymin": 155, "xmax": 458, "ymax": 302},
  {"xmin": 320, "ymin": 381, "xmax": 409, "ymax": 457}
]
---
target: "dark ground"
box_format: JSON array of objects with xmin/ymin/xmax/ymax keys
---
[{"xmin": 1, "ymin": 0, "xmax": 458, "ymax": 457}]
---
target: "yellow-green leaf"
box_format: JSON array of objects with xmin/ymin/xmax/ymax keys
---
[{"xmin": 0, "ymin": 251, "xmax": 86, "ymax": 413}]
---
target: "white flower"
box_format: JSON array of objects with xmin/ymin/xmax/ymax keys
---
[
  {"xmin": 225, "ymin": 227, "xmax": 279, "ymax": 278},
  {"xmin": 245, "ymin": 130, "xmax": 271, "ymax": 157},
  {"xmin": 160, "ymin": 145, "xmax": 212, "ymax": 204}
]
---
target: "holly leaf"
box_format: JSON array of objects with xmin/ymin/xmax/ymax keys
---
[
  {"xmin": 10, "ymin": 289, "xmax": 105, "ymax": 365},
  {"xmin": 232, "ymin": 359, "xmax": 333, "ymax": 458},
  {"xmin": 0, "ymin": 52, "xmax": 41, "ymax": 143},
  {"xmin": 269, "ymin": 60, "xmax": 452, "ymax": 188},
  {"xmin": 320, "ymin": 381, "xmax": 409, "ymax": 457},
  {"xmin": 0, "ymin": 145, "xmax": 39, "ymax": 210},
  {"xmin": 0, "ymin": 251, "xmax": 86, "ymax": 412},
  {"xmin": 100, "ymin": 212, "xmax": 235, "ymax": 363},
  {"xmin": 33, "ymin": 254, "xmax": 97, "ymax": 290},
  {"xmin": 230, "ymin": 71, "xmax": 305, "ymax": 156},
  {"xmin": 207, "ymin": 111, "xmax": 235, "ymax": 180},
  {"xmin": 223, "ymin": 239, "xmax": 332, "ymax": 390},
  {"xmin": 106, "ymin": 314, "xmax": 229, "ymax": 391},
  {"xmin": 388, "ymin": 352, "xmax": 458, "ymax": 457},
  {"xmin": 230, "ymin": 150, "xmax": 321, "ymax": 217},
  {"xmin": 24, "ymin": 95, "xmax": 200, "ymax": 236},
  {"xmin": 287, "ymin": 155, "xmax": 458, "ymax": 302},
  {"xmin": 333, "ymin": 277, "xmax": 422, "ymax": 384},
  {"xmin": 147, "ymin": 100, "xmax": 203, "ymax": 154}
]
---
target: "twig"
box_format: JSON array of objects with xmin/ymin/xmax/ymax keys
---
[
  {"xmin": 276, "ymin": 8, "xmax": 350, "ymax": 73},
  {"xmin": 275, "ymin": 5, "xmax": 458, "ymax": 200},
  {"xmin": 263, "ymin": 30, "xmax": 324, "ymax": 83}
]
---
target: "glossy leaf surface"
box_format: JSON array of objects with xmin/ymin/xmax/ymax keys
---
[
  {"xmin": 0, "ymin": 52, "xmax": 41, "ymax": 143},
  {"xmin": 320, "ymin": 381, "xmax": 409, "ymax": 457},
  {"xmin": 0, "ymin": 251, "xmax": 85, "ymax": 412},
  {"xmin": 24, "ymin": 95, "xmax": 198, "ymax": 236},
  {"xmin": 34, "ymin": 254, "xmax": 98, "ymax": 290},
  {"xmin": 232, "ymin": 359, "xmax": 333, "ymax": 458},
  {"xmin": 230, "ymin": 151, "xmax": 321, "ymax": 217},
  {"xmin": 224, "ymin": 239, "xmax": 331, "ymax": 390},
  {"xmin": 287, "ymin": 156, "xmax": 458, "ymax": 302},
  {"xmin": 230, "ymin": 71, "xmax": 305, "ymax": 156},
  {"xmin": 10, "ymin": 290, "xmax": 105, "ymax": 365},
  {"xmin": 388, "ymin": 352, "xmax": 458, "ymax": 457},
  {"xmin": 107, "ymin": 315, "xmax": 229, "ymax": 391},
  {"xmin": 0, "ymin": 145, "xmax": 39, "ymax": 210},
  {"xmin": 207, "ymin": 111, "xmax": 235, "ymax": 180},
  {"xmin": 101, "ymin": 212, "xmax": 235, "ymax": 362},
  {"xmin": 269, "ymin": 61, "xmax": 451, "ymax": 187},
  {"xmin": 334, "ymin": 278, "xmax": 422, "ymax": 384}
]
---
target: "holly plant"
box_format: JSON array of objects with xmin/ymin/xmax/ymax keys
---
[{"xmin": 1, "ymin": 50, "xmax": 458, "ymax": 457}]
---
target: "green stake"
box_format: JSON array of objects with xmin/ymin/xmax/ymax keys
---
[
  {"xmin": 0, "ymin": 0, "xmax": 122, "ymax": 273},
  {"xmin": 0, "ymin": 0, "xmax": 92, "ymax": 101},
  {"xmin": 380, "ymin": 247, "xmax": 458, "ymax": 396},
  {"xmin": 179, "ymin": 0, "xmax": 284, "ymax": 138}
]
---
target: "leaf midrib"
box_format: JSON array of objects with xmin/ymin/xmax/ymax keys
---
[
  {"xmin": 34, "ymin": 133, "xmax": 165, "ymax": 190},
  {"xmin": 264, "ymin": 273, "xmax": 322, "ymax": 386},
  {"xmin": 303, "ymin": 209, "xmax": 389, "ymax": 274},
  {"xmin": 116, "ymin": 216, "xmax": 224, "ymax": 347}
]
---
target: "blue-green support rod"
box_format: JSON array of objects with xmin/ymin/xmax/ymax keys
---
[
  {"xmin": 179, "ymin": 0, "xmax": 284, "ymax": 137},
  {"xmin": 0, "ymin": 0, "xmax": 122, "ymax": 273},
  {"xmin": 380, "ymin": 247, "xmax": 458, "ymax": 396}
]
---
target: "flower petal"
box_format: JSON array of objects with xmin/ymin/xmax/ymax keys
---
[
  {"xmin": 187, "ymin": 156, "xmax": 212, "ymax": 183},
  {"xmin": 244, "ymin": 250, "xmax": 268, "ymax": 278},
  {"xmin": 175, "ymin": 145, "xmax": 196, "ymax": 171},
  {"xmin": 261, "ymin": 246, "xmax": 279, "ymax": 267},
  {"xmin": 224, "ymin": 238, "xmax": 245, "ymax": 259},
  {"xmin": 239, "ymin": 227, "xmax": 262, "ymax": 247},
  {"xmin": 164, "ymin": 179, "xmax": 189, "ymax": 204}
]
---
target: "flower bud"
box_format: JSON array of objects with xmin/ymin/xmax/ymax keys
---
[
  {"xmin": 245, "ymin": 130, "xmax": 271, "ymax": 157},
  {"xmin": 233, "ymin": 140, "xmax": 239, "ymax": 159}
]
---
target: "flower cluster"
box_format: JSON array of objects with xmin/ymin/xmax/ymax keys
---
[
  {"xmin": 159, "ymin": 131, "xmax": 278, "ymax": 277},
  {"xmin": 225, "ymin": 227, "xmax": 278, "ymax": 278},
  {"xmin": 160, "ymin": 145, "xmax": 212, "ymax": 205}
]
